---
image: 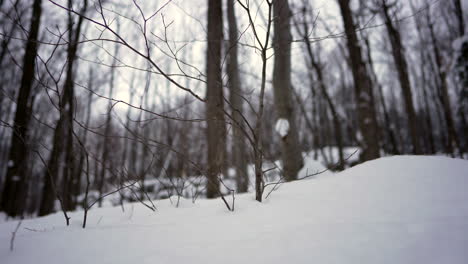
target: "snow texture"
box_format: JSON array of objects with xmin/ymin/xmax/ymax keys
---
[
  {"xmin": 275, "ymin": 118, "xmax": 289, "ymax": 137},
  {"xmin": 1, "ymin": 156, "xmax": 468, "ymax": 264},
  {"xmin": 452, "ymin": 35, "xmax": 468, "ymax": 51}
]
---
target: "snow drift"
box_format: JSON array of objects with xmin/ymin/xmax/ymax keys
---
[{"xmin": 1, "ymin": 155, "xmax": 467, "ymax": 264}]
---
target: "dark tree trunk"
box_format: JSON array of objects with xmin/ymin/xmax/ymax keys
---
[
  {"xmin": 98, "ymin": 43, "xmax": 118, "ymax": 207},
  {"xmin": 292, "ymin": 4, "xmax": 344, "ymax": 168},
  {"xmin": 362, "ymin": 34, "xmax": 399, "ymax": 155},
  {"xmin": 300, "ymin": 24, "xmax": 344, "ymax": 169},
  {"xmin": 380, "ymin": 1, "xmax": 421, "ymax": 154},
  {"xmin": 453, "ymin": 0, "xmax": 467, "ymax": 154},
  {"xmin": 453, "ymin": 0, "xmax": 465, "ymax": 37},
  {"xmin": 410, "ymin": 1, "xmax": 441, "ymax": 153},
  {"xmin": 206, "ymin": 0, "xmax": 226, "ymax": 198},
  {"xmin": 122, "ymin": 75, "xmax": 135, "ymax": 174},
  {"xmin": 38, "ymin": 116, "xmax": 64, "ymax": 216},
  {"xmin": 39, "ymin": 0, "xmax": 87, "ymax": 215},
  {"xmin": 1, "ymin": 0, "xmax": 43, "ymax": 217},
  {"xmin": 337, "ymin": 0, "xmax": 380, "ymax": 162},
  {"xmin": 427, "ymin": 10, "xmax": 461, "ymax": 155},
  {"xmin": 272, "ymin": 0, "xmax": 303, "ymax": 181},
  {"xmin": 227, "ymin": 0, "xmax": 248, "ymax": 192},
  {"xmin": 415, "ymin": 43, "xmax": 436, "ymax": 154},
  {"xmin": 73, "ymin": 72, "xmax": 93, "ymax": 211},
  {"xmin": 139, "ymin": 70, "xmax": 151, "ymax": 200},
  {"xmin": 0, "ymin": 0, "xmax": 21, "ymax": 66},
  {"xmin": 420, "ymin": 67, "xmax": 436, "ymax": 154}
]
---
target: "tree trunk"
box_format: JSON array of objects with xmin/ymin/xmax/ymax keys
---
[
  {"xmin": 292, "ymin": 5, "xmax": 344, "ymax": 168},
  {"xmin": 0, "ymin": 0, "xmax": 21, "ymax": 67},
  {"xmin": 427, "ymin": 10, "xmax": 461, "ymax": 155},
  {"xmin": 38, "ymin": 0, "xmax": 87, "ymax": 215},
  {"xmin": 206, "ymin": 0, "xmax": 226, "ymax": 198},
  {"xmin": 121, "ymin": 75, "xmax": 135, "ymax": 175},
  {"xmin": 63, "ymin": 0, "xmax": 87, "ymax": 211},
  {"xmin": 380, "ymin": 1, "xmax": 421, "ymax": 154},
  {"xmin": 1, "ymin": 0, "xmax": 43, "ymax": 217},
  {"xmin": 453, "ymin": 0, "xmax": 465, "ymax": 37},
  {"xmin": 139, "ymin": 69, "xmax": 151, "ymax": 200},
  {"xmin": 98, "ymin": 39, "xmax": 118, "ymax": 207},
  {"xmin": 301, "ymin": 28, "xmax": 344, "ymax": 169},
  {"xmin": 73, "ymin": 71, "xmax": 93, "ymax": 210},
  {"xmin": 337, "ymin": 0, "xmax": 380, "ymax": 162},
  {"xmin": 272, "ymin": 0, "xmax": 303, "ymax": 181},
  {"xmin": 410, "ymin": 1, "xmax": 441, "ymax": 153},
  {"xmin": 362, "ymin": 34, "xmax": 399, "ymax": 154},
  {"xmin": 227, "ymin": 0, "xmax": 248, "ymax": 192},
  {"xmin": 414, "ymin": 43, "xmax": 436, "ymax": 154}
]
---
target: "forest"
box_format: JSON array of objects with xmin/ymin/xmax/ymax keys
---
[
  {"xmin": 0, "ymin": 0, "xmax": 467, "ymax": 223},
  {"xmin": 1, "ymin": 0, "xmax": 468, "ymax": 263}
]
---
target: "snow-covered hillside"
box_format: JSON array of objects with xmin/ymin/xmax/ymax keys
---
[{"xmin": 1, "ymin": 156, "xmax": 467, "ymax": 264}]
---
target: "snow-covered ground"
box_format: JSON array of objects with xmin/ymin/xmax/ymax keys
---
[{"xmin": 1, "ymin": 155, "xmax": 467, "ymax": 264}]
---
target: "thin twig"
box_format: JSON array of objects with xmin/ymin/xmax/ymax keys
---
[{"xmin": 10, "ymin": 220, "xmax": 22, "ymax": 252}]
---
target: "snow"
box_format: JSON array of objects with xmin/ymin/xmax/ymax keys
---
[
  {"xmin": 298, "ymin": 154, "xmax": 329, "ymax": 178},
  {"xmin": 452, "ymin": 35, "xmax": 468, "ymax": 51},
  {"xmin": 359, "ymin": 91, "xmax": 371, "ymax": 102},
  {"xmin": 0, "ymin": 213, "xmax": 6, "ymax": 223},
  {"xmin": 302, "ymin": 147, "xmax": 361, "ymax": 168},
  {"xmin": 356, "ymin": 131, "xmax": 363, "ymax": 142},
  {"xmin": 275, "ymin": 118, "xmax": 289, "ymax": 137},
  {"xmin": 1, "ymin": 156, "xmax": 468, "ymax": 264}
]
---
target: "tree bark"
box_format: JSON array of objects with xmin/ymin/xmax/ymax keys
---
[
  {"xmin": 299, "ymin": 18, "xmax": 345, "ymax": 169},
  {"xmin": 206, "ymin": 0, "xmax": 226, "ymax": 198},
  {"xmin": 427, "ymin": 9, "xmax": 461, "ymax": 155},
  {"xmin": 272, "ymin": 0, "xmax": 303, "ymax": 181},
  {"xmin": 73, "ymin": 71, "xmax": 94, "ymax": 211},
  {"xmin": 63, "ymin": 0, "xmax": 87, "ymax": 211},
  {"xmin": 337, "ymin": 0, "xmax": 380, "ymax": 162},
  {"xmin": 419, "ymin": 59, "xmax": 436, "ymax": 154},
  {"xmin": 38, "ymin": 0, "xmax": 87, "ymax": 215},
  {"xmin": 380, "ymin": 0, "xmax": 421, "ymax": 154},
  {"xmin": 361, "ymin": 33, "xmax": 399, "ymax": 155},
  {"xmin": 453, "ymin": 0, "xmax": 465, "ymax": 37},
  {"xmin": 227, "ymin": 0, "xmax": 248, "ymax": 192},
  {"xmin": 410, "ymin": 1, "xmax": 440, "ymax": 154},
  {"xmin": 1, "ymin": 0, "xmax": 43, "ymax": 217},
  {"xmin": 0, "ymin": 0, "xmax": 21, "ymax": 67},
  {"xmin": 98, "ymin": 36, "xmax": 119, "ymax": 207}
]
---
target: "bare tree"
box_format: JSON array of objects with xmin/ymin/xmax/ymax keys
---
[
  {"xmin": 72, "ymin": 68, "xmax": 95, "ymax": 210},
  {"xmin": 1, "ymin": 0, "xmax": 43, "ymax": 217},
  {"xmin": 372, "ymin": 0, "xmax": 421, "ymax": 154},
  {"xmin": 98, "ymin": 30, "xmax": 120, "ymax": 207},
  {"xmin": 39, "ymin": 0, "xmax": 87, "ymax": 216},
  {"xmin": 272, "ymin": 0, "xmax": 304, "ymax": 180},
  {"xmin": 425, "ymin": 5, "xmax": 461, "ymax": 155},
  {"xmin": 294, "ymin": 3, "xmax": 345, "ymax": 169},
  {"xmin": 337, "ymin": 0, "xmax": 380, "ymax": 161},
  {"xmin": 206, "ymin": 0, "xmax": 226, "ymax": 198},
  {"xmin": 453, "ymin": 0, "xmax": 465, "ymax": 37},
  {"xmin": 227, "ymin": 0, "xmax": 249, "ymax": 192},
  {"xmin": 360, "ymin": 31, "xmax": 399, "ymax": 154}
]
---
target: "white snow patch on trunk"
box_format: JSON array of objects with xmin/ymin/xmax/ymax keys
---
[
  {"xmin": 452, "ymin": 35, "xmax": 468, "ymax": 51},
  {"xmin": 275, "ymin": 118, "xmax": 289, "ymax": 137}
]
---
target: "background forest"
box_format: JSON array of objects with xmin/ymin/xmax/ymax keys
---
[{"xmin": 0, "ymin": 0, "xmax": 467, "ymax": 220}]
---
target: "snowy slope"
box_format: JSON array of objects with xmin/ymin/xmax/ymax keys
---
[{"xmin": 1, "ymin": 156, "xmax": 467, "ymax": 264}]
